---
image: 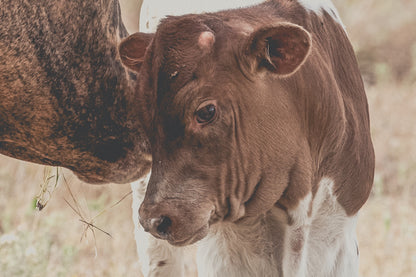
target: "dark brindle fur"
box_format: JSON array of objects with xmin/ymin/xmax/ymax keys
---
[{"xmin": 0, "ymin": 0, "xmax": 150, "ymax": 183}]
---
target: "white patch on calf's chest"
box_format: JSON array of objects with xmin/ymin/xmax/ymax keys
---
[
  {"xmin": 196, "ymin": 177, "xmax": 360, "ymax": 277},
  {"xmin": 196, "ymin": 210, "xmax": 285, "ymax": 277}
]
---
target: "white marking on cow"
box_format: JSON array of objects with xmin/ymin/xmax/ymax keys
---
[
  {"xmin": 306, "ymin": 177, "xmax": 359, "ymax": 276},
  {"xmin": 225, "ymin": 19, "xmax": 255, "ymax": 36},
  {"xmin": 139, "ymin": 0, "xmax": 266, "ymax": 32},
  {"xmin": 131, "ymin": 173, "xmax": 197, "ymax": 276},
  {"xmin": 198, "ymin": 31, "xmax": 216, "ymax": 51},
  {"xmin": 118, "ymin": 0, "xmax": 142, "ymax": 34},
  {"xmin": 131, "ymin": 174, "xmax": 153, "ymax": 276},
  {"xmin": 196, "ymin": 218, "xmax": 279, "ymax": 277},
  {"xmin": 282, "ymin": 192, "xmax": 312, "ymax": 277},
  {"xmin": 195, "ymin": 177, "xmax": 360, "ymax": 277},
  {"xmin": 298, "ymin": 0, "xmax": 345, "ymax": 29}
]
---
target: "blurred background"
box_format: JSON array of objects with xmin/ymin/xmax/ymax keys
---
[{"xmin": 1, "ymin": 0, "xmax": 415, "ymax": 276}]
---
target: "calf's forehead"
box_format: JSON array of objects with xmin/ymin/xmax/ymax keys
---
[{"xmin": 151, "ymin": 16, "xmax": 242, "ymax": 99}]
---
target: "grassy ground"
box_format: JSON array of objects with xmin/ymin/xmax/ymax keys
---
[
  {"xmin": 0, "ymin": 163, "xmax": 141, "ymax": 277},
  {"xmin": 1, "ymin": 0, "xmax": 415, "ymax": 276},
  {"xmin": 357, "ymin": 83, "xmax": 416, "ymax": 277},
  {"xmin": 337, "ymin": 0, "xmax": 416, "ymax": 273}
]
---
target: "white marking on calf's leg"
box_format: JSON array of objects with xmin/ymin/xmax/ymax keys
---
[
  {"xmin": 332, "ymin": 215, "xmax": 360, "ymax": 277},
  {"xmin": 282, "ymin": 177, "xmax": 361, "ymax": 277},
  {"xmin": 283, "ymin": 193, "xmax": 312, "ymax": 277},
  {"xmin": 306, "ymin": 178, "xmax": 360, "ymax": 276}
]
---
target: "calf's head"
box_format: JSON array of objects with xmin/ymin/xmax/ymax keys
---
[{"xmin": 120, "ymin": 15, "xmax": 311, "ymax": 245}]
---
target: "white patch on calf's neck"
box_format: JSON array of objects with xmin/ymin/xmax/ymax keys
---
[
  {"xmin": 297, "ymin": 0, "xmax": 345, "ymax": 29},
  {"xmin": 307, "ymin": 177, "xmax": 360, "ymax": 276},
  {"xmin": 283, "ymin": 192, "xmax": 312, "ymax": 277}
]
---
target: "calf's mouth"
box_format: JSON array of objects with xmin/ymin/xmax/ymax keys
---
[{"xmin": 139, "ymin": 200, "xmax": 216, "ymax": 246}]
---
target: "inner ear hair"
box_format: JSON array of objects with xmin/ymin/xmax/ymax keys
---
[
  {"xmin": 119, "ymin": 32, "xmax": 154, "ymax": 72},
  {"xmin": 263, "ymin": 42, "xmax": 278, "ymax": 72},
  {"xmin": 248, "ymin": 23, "xmax": 312, "ymax": 76}
]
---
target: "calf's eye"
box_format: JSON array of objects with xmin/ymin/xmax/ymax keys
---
[{"xmin": 196, "ymin": 103, "xmax": 216, "ymax": 124}]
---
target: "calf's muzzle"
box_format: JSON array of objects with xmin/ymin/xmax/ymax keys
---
[{"xmin": 138, "ymin": 192, "xmax": 215, "ymax": 246}]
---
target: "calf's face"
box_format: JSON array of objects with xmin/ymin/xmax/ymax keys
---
[{"xmin": 120, "ymin": 16, "xmax": 311, "ymax": 245}]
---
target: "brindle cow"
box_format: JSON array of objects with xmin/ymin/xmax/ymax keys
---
[
  {"xmin": 121, "ymin": 0, "xmax": 375, "ymax": 276},
  {"xmin": 0, "ymin": 0, "xmax": 150, "ymax": 184}
]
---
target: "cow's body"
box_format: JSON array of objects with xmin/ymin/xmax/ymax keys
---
[
  {"xmin": 123, "ymin": 0, "xmax": 374, "ymax": 276},
  {"xmin": 1, "ymin": 0, "xmax": 374, "ymax": 276},
  {"xmin": 0, "ymin": 0, "xmax": 150, "ymax": 184}
]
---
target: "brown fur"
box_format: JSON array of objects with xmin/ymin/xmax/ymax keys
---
[
  {"xmin": 0, "ymin": 0, "xmax": 151, "ymax": 184},
  {"xmin": 120, "ymin": 0, "xmax": 374, "ymax": 245}
]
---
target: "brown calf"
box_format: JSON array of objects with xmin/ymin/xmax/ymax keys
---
[{"xmin": 120, "ymin": 0, "xmax": 374, "ymax": 275}]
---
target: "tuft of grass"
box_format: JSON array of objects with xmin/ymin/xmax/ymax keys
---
[
  {"xmin": 35, "ymin": 167, "xmax": 61, "ymax": 211},
  {"xmin": 358, "ymin": 195, "xmax": 416, "ymax": 277},
  {"xmin": 0, "ymin": 157, "xmax": 142, "ymax": 277},
  {"xmin": 366, "ymin": 83, "xmax": 416, "ymax": 197}
]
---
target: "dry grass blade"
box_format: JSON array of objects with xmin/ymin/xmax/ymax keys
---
[
  {"xmin": 61, "ymin": 174, "xmax": 133, "ymax": 257},
  {"xmin": 63, "ymin": 198, "xmax": 82, "ymax": 219},
  {"xmin": 79, "ymin": 219, "xmax": 112, "ymax": 238},
  {"xmin": 62, "ymin": 174, "xmax": 102, "ymax": 256},
  {"xmin": 92, "ymin": 191, "xmax": 132, "ymax": 220},
  {"xmin": 62, "ymin": 174, "xmax": 83, "ymax": 218},
  {"xmin": 35, "ymin": 166, "xmax": 60, "ymax": 211}
]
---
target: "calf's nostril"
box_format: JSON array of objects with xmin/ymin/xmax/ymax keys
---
[{"xmin": 156, "ymin": 216, "xmax": 172, "ymax": 237}]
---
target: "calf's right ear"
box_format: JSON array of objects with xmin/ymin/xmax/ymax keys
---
[
  {"xmin": 245, "ymin": 23, "xmax": 312, "ymax": 76},
  {"xmin": 119, "ymin": 32, "xmax": 154, "ymax": 72}
]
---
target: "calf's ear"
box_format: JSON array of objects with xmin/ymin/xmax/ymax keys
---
[
  {"xmin": 245, "ymin": 23, "xmax": 312, "ymax": 76},
  {"xmin": 119, "ymin": 32, "xmax": 154, "ymax": 72}
]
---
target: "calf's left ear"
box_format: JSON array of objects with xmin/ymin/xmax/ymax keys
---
[
  {"xmin": 119, "ymin": 32, "xmax": 154, "ymax": 72},
  {"xmin": 245, "ymin": 23, "xmax": 312, "ymax": 76}
]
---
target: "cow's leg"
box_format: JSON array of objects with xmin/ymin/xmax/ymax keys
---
[
  {"xmin": 300, "ymin": 178, "xmax": 360, "ymax": 277},
  {"xmin": 131, "ymin": 175, "xmax": 186, "ymax": 277},
  {"xmin": 330, "ymin": 215, "xmax": 360, "ymax": 277}
]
